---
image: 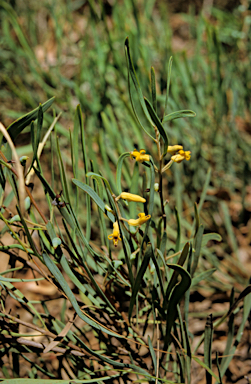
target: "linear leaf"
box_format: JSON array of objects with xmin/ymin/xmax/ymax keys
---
[
  {"xmin": 191, "ymin": 268, "xmax": 216, "ymax": 287},
  {"xmin": 72, "ymin": 178, "xmax": 115, "ymax": 222},
  {"xmin": 42, "ymin": 252, "xmax": 122, "ymax": 338},
  {"xmin": 198, "ymin": 168, "xmax": 212, "ymax": 213},
  {"xmin": 128, "ymin": 246, "xmax": 153, "ymax": 320},
  {"xmin": 192, "ymin": 355, "xmax": 220, "ymax": 381},
  {"xmin": 204, "ymin": 314, "xmax": 213, "ymax": 384},
  {"xmin": 164, "ymin": 264, "xmax": 191, "ymax": 348},
  {"xmin": 124, "ymin": 37, "xmax": 155, "ymax": 141},
  {"xmin": 201, "ymin": 233, "xmax": 222, "ymax": 247},
  {"xmin": 6, "ymin": 97, "xmax": 55, "ymax": 142},
  {"xmin": 151, "ymin": 66, "xmax": 157, "ymax": 112},
  {"xmin": 60, "ymin": 254, "xmax": 121, "ymax": 315},
  {"xmin": 144, "ymin": 97, "xmax": 168, "ymax": 154},
  {"xmin": 191, "ymin": 225, "xmax": 204, "ymax": 277},
  {"xmin": 163, "ymin": 109, "xmax": 196, "ymax": 123},
  {"xmin": 116, "ymin": 152, "xmax": 130, "ymax": 197},
  {"xmin": 148, "ymin": 335, "xmax": 157, "ymax": 376},
  {"xmin": 86, "ymin": 172, "xmax": 113, "ymax": 194},
  {"xmin": 74, "ymin": 334, "xmax": 150, "ymax": 377},
  {"xmin": 164, "ymin": 56, "xmax": 173, "ymax": 117},
  {"xmin": 165, "ymin": 242, "xmax": 190, "ymax": 303}
]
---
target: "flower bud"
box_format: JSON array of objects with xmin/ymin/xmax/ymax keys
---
[
  {"xmin": 154, "ymin": 183, "xmax": 159, "ymax": 192},
  {"xmin": 118, "ymin": 192, "xmax": 146, "ymax": 203}
]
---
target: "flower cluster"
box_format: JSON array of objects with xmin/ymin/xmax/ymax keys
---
[
  {"xmin": 167, "ymin": 145, "xmax": 191, "ymax": 163},
  {"xmin": 108, "ymin": 144, "xmax": 190, "ymax": 247},
  {"xmin": 108, "ymin": 192, "xmax": 151, "ymax": 247},
  {"xmin": 130, "ymin": 149, "xmax": 150, "ymax": 163}
]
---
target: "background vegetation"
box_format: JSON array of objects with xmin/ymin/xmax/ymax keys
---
[{"xmin": 0, "ymin": 0, "xmax": 251, "ymax": 383}]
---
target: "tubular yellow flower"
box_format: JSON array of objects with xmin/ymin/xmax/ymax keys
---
[
  {"xmin": 108, "ymin": 221, "xmax": 121, "ymax": 247},
  {"xmin": 128, "ymin": 212, "xmax": 151, "ymax": 226},
  {"xmin": 130, "ymin": 149, "xmax": 150, "ymax": 163},
  {"xmin": 171, "ymin": 150, "xmax": 191, "ymax": 163},
  {"xmin": 117, "ymin": 192, "xmax": 146, "ymax": 203},
  {"xmin": 167, "ymin": 145, "xmax": 183, "ymax": 154}
]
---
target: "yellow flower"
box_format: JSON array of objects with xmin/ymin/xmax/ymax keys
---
[
  {"xmin": 117, "ymin": 192, "xmax": 146, "ymax": 203},
  {"xmin": 108, "ymin": 221, "xmax": 121, "ymax": 247},
  {"xmin": 171, "ymin": 150, "xmax": 191, "ymax": 163},
  {"xmin": 167, "ymin": 145, "xmax": 183, "ymax": 154},
  {"xmin": 130, "ymin": 149, "xmax": 150, "ymax": 163},
  {"xmin": 128, "ymin": 212, "xmax": 151, "ymax": 226}
]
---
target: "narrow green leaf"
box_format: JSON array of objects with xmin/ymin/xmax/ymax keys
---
[
  {"xmin": 164, "ymin": 264, "xmax": 191, "ymax": 348},
  {"xmin": 151, "ymin": 66, "xmax": 157, "ymax": 112},
  {"xmin": 42, "ymin": 252, "xmax": 122, "ymax": 338},
  {"xmin": 204, "ymin": 314, "xmax": 213, "ymax": 384},
  {"xmin": 6, "ymin": 97, "xmax": 55, "ymax": 142},
  {"xmin": 16, "ymin": 206, "xmax": 41, "ymax": 259},
  {"xmin": 160, "ymin": 231, "xmax": 167, "ymax": 256},
  {"xmin": 124, "ymin": 37, "xmax": 155, "ymax": 141},
  {"xmin": 198, "ymin": 168, "xmax": 211, "ymax": 213},
  {"xmin": 116, "ymin": 152, "xmax": 130, "ymax": 199},
  {"xmin": 201, "ymin": 233, "xmax": 222, "ymax": 247},
  {"xmin": 74, "ymin": 334, "xmax": 150, "ymax": 377},
  {"xmin": 164, "ymin": 56, "xmax": 173, "ymax": 117},
  {"xmin": 75, "ymin": 104, "xmax": 91, "ymax": 241},
  {"xmin": 148, "ymin": 335, "xmax": 157, "ymax": 376},
  {"xmin": 193, "ymin": 285, "xmax": 251, "ymax": 354},
  {"xmin": 175, "ymin": 207, "xmax": 181, "ymax": 253},
  {"xmin": 219, "ymin": 288, "xmax": 251, "ymax": 379},
  {"xmin": 129, "ymin": 246, "xmax": 153, "ymax": 320},
  {"xmin": 72, "ymin": 178, "xmax": 115, "ymax": 222},
  {"xmin": 144, "ymin": 97, "xmax": 168, "ymax": 154},
  {"xmin": 86, "ymin": 172, "xmax": 113, "ymax": 195},
  {"xmin": 216, "ymin": 352, "xmax": 223, "ymax": 384},
  {"xmin": 191, "ymin": 268, "xmax": 216, "ymax": 287},
  {"xmin": 219, "ymin": 289, "xmax": 235, "ymax": 380},
  {"xmin": 192, "ymin": 355, "xmax": 220, "ymax": 381},
  {"xmin": 60, "ymin": 255, "xmax": 120, "ymax": 314},
  {"xmin": 163, "ymin": 109, "xmax": 196, "ymax": 123},
  {"xmin": 221, "ymin": 201, "xmax": 239, "ymax": 258},
  {"xmin": 150, "ymin": 248, "xmax": 165, "ymax": 298},
  {"xmin": 191, "ymin": 224, "xmax": 204, "ymax": 277},
  {"xmin": 139, "ymin": 160, "xmax": 155, "ymax": 252},
  {"xmin": 33, "ymin": 167, "xmax": 56, "ymax": 200},
  {"xmin": 183, "ymin": 320, "xmax": 192, "ymax": 384},
  {"xmin": 73, "ymin": 106, "xmax": 80, "ymax": 180},
  {"xmin": 194, "ymin": 202, "xmax": 200, "ymax": 236},
  {"xmin": 56, "ymin": 136, "xmax": 71, "ymax": 207},
  {"xmin": 165, "ymin": 242, "xmax": 190, "ymax": 303}
]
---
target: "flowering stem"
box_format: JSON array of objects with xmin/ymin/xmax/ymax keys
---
[{"xmin": 154, "ymin": 126, "xmax": 166, "ymax": 231}]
